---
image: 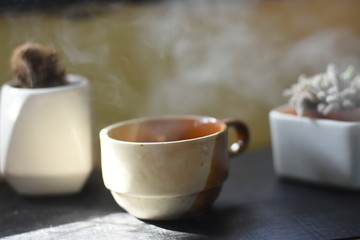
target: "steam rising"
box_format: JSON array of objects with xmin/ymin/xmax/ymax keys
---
[
  {"xmin": 283, "ymin": 29, "xmax": 360, "ymax": 77},
  {"xmin": 2, "ymin": 1, "xmax": 360, "ymax": 147},
  {"xmin": 134, "ymin": 1, "xmax": 360, "ymax": 117}
]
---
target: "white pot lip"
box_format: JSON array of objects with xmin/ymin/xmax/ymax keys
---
[
  {"xmin": 2, "ymin": 74, "xmax": 88, "ymax": 93},
  {"xmin": 270, "ymin": 105, "xmax": 360, "ymax": 126},
  {"xmin": 100, "ymin": 115, "xmax": 227, "ymax": 145}
]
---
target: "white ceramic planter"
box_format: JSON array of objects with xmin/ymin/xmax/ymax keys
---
[
  {"xmin": 269, "ymin": 105, "xmax": 360, "ymax": 189},
  {"xmin": 0, "ymin": 74, "xmax": 93, "ymax": 195}
]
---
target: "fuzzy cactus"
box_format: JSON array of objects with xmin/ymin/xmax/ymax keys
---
[
  {"xmin": 284, "ymin": 64, "xmax": 360, "ymax": 118},
  {"xmin": 10, "ymin": 42, "xmax": 67, "ymax": 88}
]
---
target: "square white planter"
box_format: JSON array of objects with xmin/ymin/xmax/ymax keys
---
[
  {"xmin": 0, "ymin": 74, "xmax": 93, "ymax": 195},
  {"xmin": 269, "ymin": 105, "xmax": 360, "ymax": 189}
]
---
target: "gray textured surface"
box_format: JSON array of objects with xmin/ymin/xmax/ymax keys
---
[
  {"xmin": 4, "ymin": 213, "xmax": 202, "ymax": 240},
  {"xmin": 1, "ymin": 148, "xmax": 360, "ymax": 239}
]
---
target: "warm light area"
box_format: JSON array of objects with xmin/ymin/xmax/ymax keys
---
[{"xmin": 1, "ymin": 0, "xmax": 360, "ymax": 156}]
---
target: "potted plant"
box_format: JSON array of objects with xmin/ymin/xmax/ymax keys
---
[
  {"xmin": 0, "ymin": 43, "xmax": 93, "ymax": 195},
  {"xmin": 269, "ymin": 64, "xmax": 360, "ymax": 189}
]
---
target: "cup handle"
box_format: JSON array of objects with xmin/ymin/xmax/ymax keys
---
[{"xmin": 221, "ymin": 118, "xmax": 250, "ymax": 157}]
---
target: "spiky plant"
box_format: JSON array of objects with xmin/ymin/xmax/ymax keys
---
[
  {"xmin": 10, "ymin": 42, "xmax": 67, "ymax": 88},
  {"xmin": 284, "ymin": 64, "xmax": 360, "ymax": 118}
]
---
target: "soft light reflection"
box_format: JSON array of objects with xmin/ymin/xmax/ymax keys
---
[{"xmin": 5, "ymin": 213, "xmax": 200, "ymax": 239}]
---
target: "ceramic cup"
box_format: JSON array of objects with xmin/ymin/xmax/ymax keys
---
[
  {"xmin": 0, "ymin": 74, "xmax": 93, "ymax": 195},
  {"xmin": 100, "ymin": 115, "xmax": 249, "ymax": 220}
]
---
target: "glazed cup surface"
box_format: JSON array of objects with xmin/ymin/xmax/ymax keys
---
[{"xmin": 100, "ymin": 115, "xmax": 249, "ymax": 220}]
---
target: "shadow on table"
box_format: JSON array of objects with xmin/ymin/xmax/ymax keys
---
[{"xmin": 145, "ymin": 205, "xmax": 248, "ymax": 237}]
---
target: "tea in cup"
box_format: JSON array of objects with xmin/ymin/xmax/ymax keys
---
[{"xmin": 100, "ymin": 115, "xmax": 249, "ymax": 220}]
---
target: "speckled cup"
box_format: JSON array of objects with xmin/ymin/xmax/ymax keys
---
[{"xmin": 100, "ymin": 115, "xmax": 249, "ymax": 220}]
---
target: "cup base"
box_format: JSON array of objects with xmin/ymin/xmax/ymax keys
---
[{"xmin": 111, "ymin": 186, "xmax": 222, "ymax": 221}]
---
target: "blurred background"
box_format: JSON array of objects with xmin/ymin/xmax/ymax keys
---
[{"xmin": 1, "ymin": 0, "xmax": 360, "ymax": 160}]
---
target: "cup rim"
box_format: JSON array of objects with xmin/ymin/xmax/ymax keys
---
[{"xmin": 100, "ymin": 115, "xmax": 227, "ymax": 145}]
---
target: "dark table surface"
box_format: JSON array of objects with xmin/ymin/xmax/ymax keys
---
[{"xmin": 1, "ymin": 148, "xmax": 360, "ymax": 240}]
